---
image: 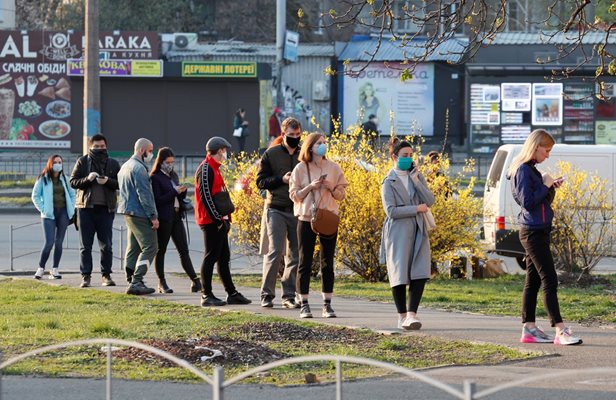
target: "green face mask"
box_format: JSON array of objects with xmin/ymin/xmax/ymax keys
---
[{"xmin": 397, "ymin": 156, "xmax": 413, "ymax": 170}]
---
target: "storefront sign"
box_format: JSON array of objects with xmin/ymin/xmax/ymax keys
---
[
  {"xmin": 532, "ymin": 83, "xmax": 563, "ymax": 126},
  {"xmin": 0, "ymin": 30, "xmax": 159, "ymax": 149},
  {"xmin": 343, "ymin": 62, "xmax": 435, "ymax": 136},
  {"xmin": 181, "ymin": 62, "xmax": 257, "ymax": 78},
  {"xmin": 595, "ymin": 121, "xmax": 616, "ymax": 144},
  {"xmin": 66, "ymin": 59, "xmax": 163, "ymax": 77}
]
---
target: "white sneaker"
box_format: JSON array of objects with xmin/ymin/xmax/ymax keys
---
[
  {"xmin": 50, "ymin": 268, "xmax": 62, "ymax": 279},
  {"xmin": 34, "ymin": 267, "xmax": 44, "ymax": 280},
  {"xmin": 397, "ymin": 318, "xmax": 406, "ymax": 330},
  {"xmin": 554, "ymin": 327, "xmax": 583, "ymax": 345},
  {"xmin": 402, "ymin": 317, "xmax": 422, "ymax": 331}
]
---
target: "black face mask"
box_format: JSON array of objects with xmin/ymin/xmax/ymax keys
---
[
  {"xmin": 285, "ymin": 136, "xmax": 300, "ymax": 149},
  {"xmin": 89, "ymin": 148, "xmax": 108, "ymax": 158}
]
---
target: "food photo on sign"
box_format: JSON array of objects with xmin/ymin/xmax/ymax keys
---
[{"xmin": 0, "ymin": 72, "xmax": 71, "ymax": 145}]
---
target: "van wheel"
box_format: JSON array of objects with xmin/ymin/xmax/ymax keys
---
[{"xmin": 516, "ymin": 256, "xmax": 527, "ymax": 270}]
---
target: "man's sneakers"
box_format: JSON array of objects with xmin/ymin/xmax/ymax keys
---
[
  {"xmin": 33, "ymin": 267, "xmax": 45, "ymax": 280},
  {"xmin": 397, "ymin": 316, "xmax": 422, "ymax": 331},
  {"xmin": 322, "ymin": 303, "xmax": 337, "ymax": 318},
  {"xmin": 227, "ymin": 292, "xmax": 252, "ymax": 305},
  {"xmin": 554, "ymin": 327, "xmax": 583, "ymax": 346},
  {"xmin": 126, "ymin": 281, "xmax": 155, "ymax": 295},
  {"xmin": 520, "ymin": 325, "xmax": 554, "ymax": 343},
  {"xmin": 299, "ymin": 303, "xmax": 313, "ymax": 318},
  {"xmin": 80, "ymin": 275, "xmax": 91, "ymax": 288},
  {"xmin": 201, "ymin": 294, "xmax": 226, "ymax": 307},
  {"xmin": 49, "ymin": 268, "xmax": 62, "ymax": 279},
  {"xmin": 260, "ymin": 297, "xmax": 274, "ymax": 308},
  {"xmin": 281, "ymin": 298, "xmax": 300, "ymax": 309},
  {"xmin": 101, "ymin": 274, "xmax": 116, "ymax": 287}
]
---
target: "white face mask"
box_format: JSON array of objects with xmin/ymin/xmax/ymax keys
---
[
  {"xmin": 221, "ymin": 151, "xmax": 228, "ymax": 161},
  {"xmin": 52, "ymin": 164, "xmax": 63, "ymax": 173},
  {"xmin": 143, "ymin": 152, "xmax": 153, "ymax": 163}
]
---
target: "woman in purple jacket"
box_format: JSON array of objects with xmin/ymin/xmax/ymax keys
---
[
  {"xmin": 150, "ymin": 147, "xmax": 201, "ymax": 293},
  {"xmin": 508, "ymin": 129, "xmax": 582, "ymax": 346}
]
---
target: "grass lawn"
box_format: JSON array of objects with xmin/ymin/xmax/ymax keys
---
[
  {"xmin": 0, "ymin": 196, "xmax": 32, "ymax": 206},
  {"xmin": 0, "ymin": 279, "xmax": 536, "ymax": 384},
  {"xmin": 232, "ymin": 274, "xmax": 616, "ymax": 325}
]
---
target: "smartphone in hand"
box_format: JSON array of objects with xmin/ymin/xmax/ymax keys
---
[{"xmin": 319, "ymin": 174, "xmax": 328, "ymax": 181}]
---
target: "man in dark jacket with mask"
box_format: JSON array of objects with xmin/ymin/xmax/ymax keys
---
[
  {"xmin": 70, "ymin": 134, "xmax": 121, "ymax": 288},
  {"xmin": 256, "ymin": 117, "xmax": 302, "ymax": 309}
]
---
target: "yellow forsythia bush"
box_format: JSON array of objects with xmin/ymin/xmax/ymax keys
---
[{"xmin": 550, "ymin": 161, "xmax": 616, "ymax": 275}]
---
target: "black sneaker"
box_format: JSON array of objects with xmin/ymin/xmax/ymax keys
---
[
  {"xmin": 322, "ymin": 303, "xmax": 337, "ymax": 318},
  {"xmin": 101, "ymin": 275, "xmax": 116, "ymax": 287},
  {"xmin": 126, "ymin": 282, "xmax": 155, "ymax": 295},
  {"xmin": 260, "ymin": 297, "xmax": 274, "ymax": 308},
  {"xmin": 300, "ymin": 303, "xmax": 313, "ymax": 318},
  {"xmin": 80, "ymin": 275, "xmax": 91, "ymax": 288},
  {"xmin": 201, "ymin": 295, "xmax": 226, "ymax": 307},
  {"xmin": 227, "ymin": 292, "xmax": 252, "ymax": 305},
  {"xmin": 282, "ymin": 298, "xmax": 300, "ymax": 309}
]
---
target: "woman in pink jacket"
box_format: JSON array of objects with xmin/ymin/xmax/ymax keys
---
[{"xmin": 289, "ymin": 132, "xmax": 348, "ymax": 319}]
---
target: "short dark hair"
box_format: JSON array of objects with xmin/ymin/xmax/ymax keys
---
[
  {"xmin": 281, "ymin": 117, "xmax": 301, "ymax": 133},
  {"xmin": 368, "ymin": 114, "xmax": 376, "ymax": 120},
  {"xmin": 89, "ymin": 134, "xmax": 107, "ymax": 145}
]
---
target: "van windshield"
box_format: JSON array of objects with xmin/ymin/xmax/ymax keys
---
[{"xmin": 487, "ymin": 150, "xmax": 508, "ymax": 188}]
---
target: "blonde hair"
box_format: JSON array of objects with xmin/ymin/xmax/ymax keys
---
[
  {"xmin": 298, "ymin": 132, "xmax": 325, "ymax": 163},
  {"xmin": 507, "ymin": 129, "xmax": 555, "ymax": 177}
]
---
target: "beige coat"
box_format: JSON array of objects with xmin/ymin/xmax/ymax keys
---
[{"xmin": 289, "ymin": 159, "xmax": 348, "ymax": 222}]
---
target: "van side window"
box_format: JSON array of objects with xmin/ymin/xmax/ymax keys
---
[{"xmin": 487, "ymin": 150, "xmax": 508, "ymax": 188}]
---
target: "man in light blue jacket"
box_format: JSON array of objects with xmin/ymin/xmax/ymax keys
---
[{"xmin": 118, "ymin": 138, "xmax": 159, "ymax": 295}]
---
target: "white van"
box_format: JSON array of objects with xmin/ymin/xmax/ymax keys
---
[{"xmin": 483, "ymin": 144, "xmax": 616, "ymax": 268}]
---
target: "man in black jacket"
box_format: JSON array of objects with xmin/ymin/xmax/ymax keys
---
[
  {"xmin": 256, "ymin": 117, "xmax": 302, "ymax": 309},
  {"xmin": 70, "ymin": 134, "xmax": 120, "ymax": 288}
]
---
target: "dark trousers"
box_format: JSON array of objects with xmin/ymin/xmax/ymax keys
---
[
  {"xmin": 154, "ymin": 211, "xmax": 197, "ymax": 282},
  {"xmin": 392, "ymin": 279, "xmax": 428, "ymax": 314},
  {"xmin": 199, "ymin": 222, "xmax": 236, "ymax": 296},
  {"xmin": 297, "ymin": 220, "xmax": 337, "ymax": 295},
  {"xmin": 39, "ymin": 208, "xmax": 70, "ymax": 269},
  {"xmin": 78, "ymin": 206, "xmax": 114, "ymax": 276},
  {"xmin": 519, "ymin": 227, "xmax": 563, "ymax": 327},
  {"xmin": 236, "ymin": 136, "xmax": 246, "ymax": 153}
]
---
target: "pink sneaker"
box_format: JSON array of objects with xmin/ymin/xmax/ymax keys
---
[
  {"xmin": 520, "ymin": 326, "xmax": 554, "ymax": 343},
  {"xmin": 554, "ymin": 327, "xmax": 583, "ymax": 345}
]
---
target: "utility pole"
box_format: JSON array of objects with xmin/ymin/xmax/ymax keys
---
[
  {"xmin": 83, "ymin": 0, "xmax": 100, "ymax": 155},
  {"xmin": 275, "ymin": 0, "xmax": 285, "ymax": 108}
]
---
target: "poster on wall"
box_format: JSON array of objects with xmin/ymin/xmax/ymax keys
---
[
  {"xmin": 0, "ymin": 30, "xmax": 159, "ymax": 149},
  {"xmin": 343, "ymin": 62, "xmax": 434, "ymax": 136},
  {"xmin": 482, "ymin": 86, "xmax": 500, "ymax": 103},
  {"xmin": 595, "ymin": 121, "xmax": 616, "ymax": 144},
  {"xmin": 532, "ymin": 83, "xmax": 563, "ymax": 126},
  {"xmin": 501, "ymin": 83, "xmax": 531, "ymax": 111}
]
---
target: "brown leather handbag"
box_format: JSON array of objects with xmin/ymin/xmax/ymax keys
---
[{"xmin": 307, "ymin": 163, "xmax": 339, "ymax": 237}]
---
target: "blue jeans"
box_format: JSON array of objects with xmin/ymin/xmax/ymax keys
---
[
  {"xmin": 38, "ymin": 207, "xmax": 70, "ymax": 269},
  {"xmin": 78, "ymin": 206, "xmax": 115, "ymax": 276}
]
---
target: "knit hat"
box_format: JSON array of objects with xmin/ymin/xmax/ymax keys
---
[{"xmin": 206, "ymin": 137, "xmax": 232, "ymax": 153}]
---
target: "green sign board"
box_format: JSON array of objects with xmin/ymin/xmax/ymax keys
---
[{"xmin": 181, "ymin": 62, "xmax": 257, "ymax": 78}]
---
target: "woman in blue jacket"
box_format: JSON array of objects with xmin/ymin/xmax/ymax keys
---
[
  {"xmin": 150, "ymin": 147, "xmax": 201, "ymax": 294},
  {"xmin": 31, "ymin": 154, "xmax": 76, "ymax": 280},
  {"xmin": 508, "ymin": 129, "xmax": 582, "ymax": 346}
]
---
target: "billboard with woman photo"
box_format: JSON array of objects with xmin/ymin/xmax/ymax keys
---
[{"xmin": 342, "ymin": 62, "xmax": 435, "ymax": 136}]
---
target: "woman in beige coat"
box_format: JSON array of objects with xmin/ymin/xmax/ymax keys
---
[
  {"xmin": 289, "ymin": 132, "xmax": 348, "ymax": 319},
  {"xmin": 380, "ymin": 138, "xmax": 435, "ymax": 331}
]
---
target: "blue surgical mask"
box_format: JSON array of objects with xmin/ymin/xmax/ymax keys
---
[
  {"xmin": 52, "ymin": 164, "xmax": 63, "ymax": 173},
  {"xmin": 315, "ymin": 143, "xmax": 327, "ymax": 157},
  {"xmin": 396, "ymin": 157, "xmax": 412, "ymax": 171}
]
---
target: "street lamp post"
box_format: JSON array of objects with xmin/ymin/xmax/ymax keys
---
[{"xmin": 83, "ymin": 0, "xmax": 100, "ymax": 155}]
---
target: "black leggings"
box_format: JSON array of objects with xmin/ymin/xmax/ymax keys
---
[
  {"xmin": 392, "ymin": 279, "xmax": 428, "ymax": 314},
  {"xmin": 199, "ymin": 223, "xmax": 236, "ymax": 296},
  {"xmin": 519, "ymin": 227, "xmax": 563, "ymax": 327},
  {"xmin": 154, "ymin": 212, "xmax": 197, "ymax": 282},
  {"xmin": 297, "ymin": 220, "xmax": 336, "ymax": 295}
]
